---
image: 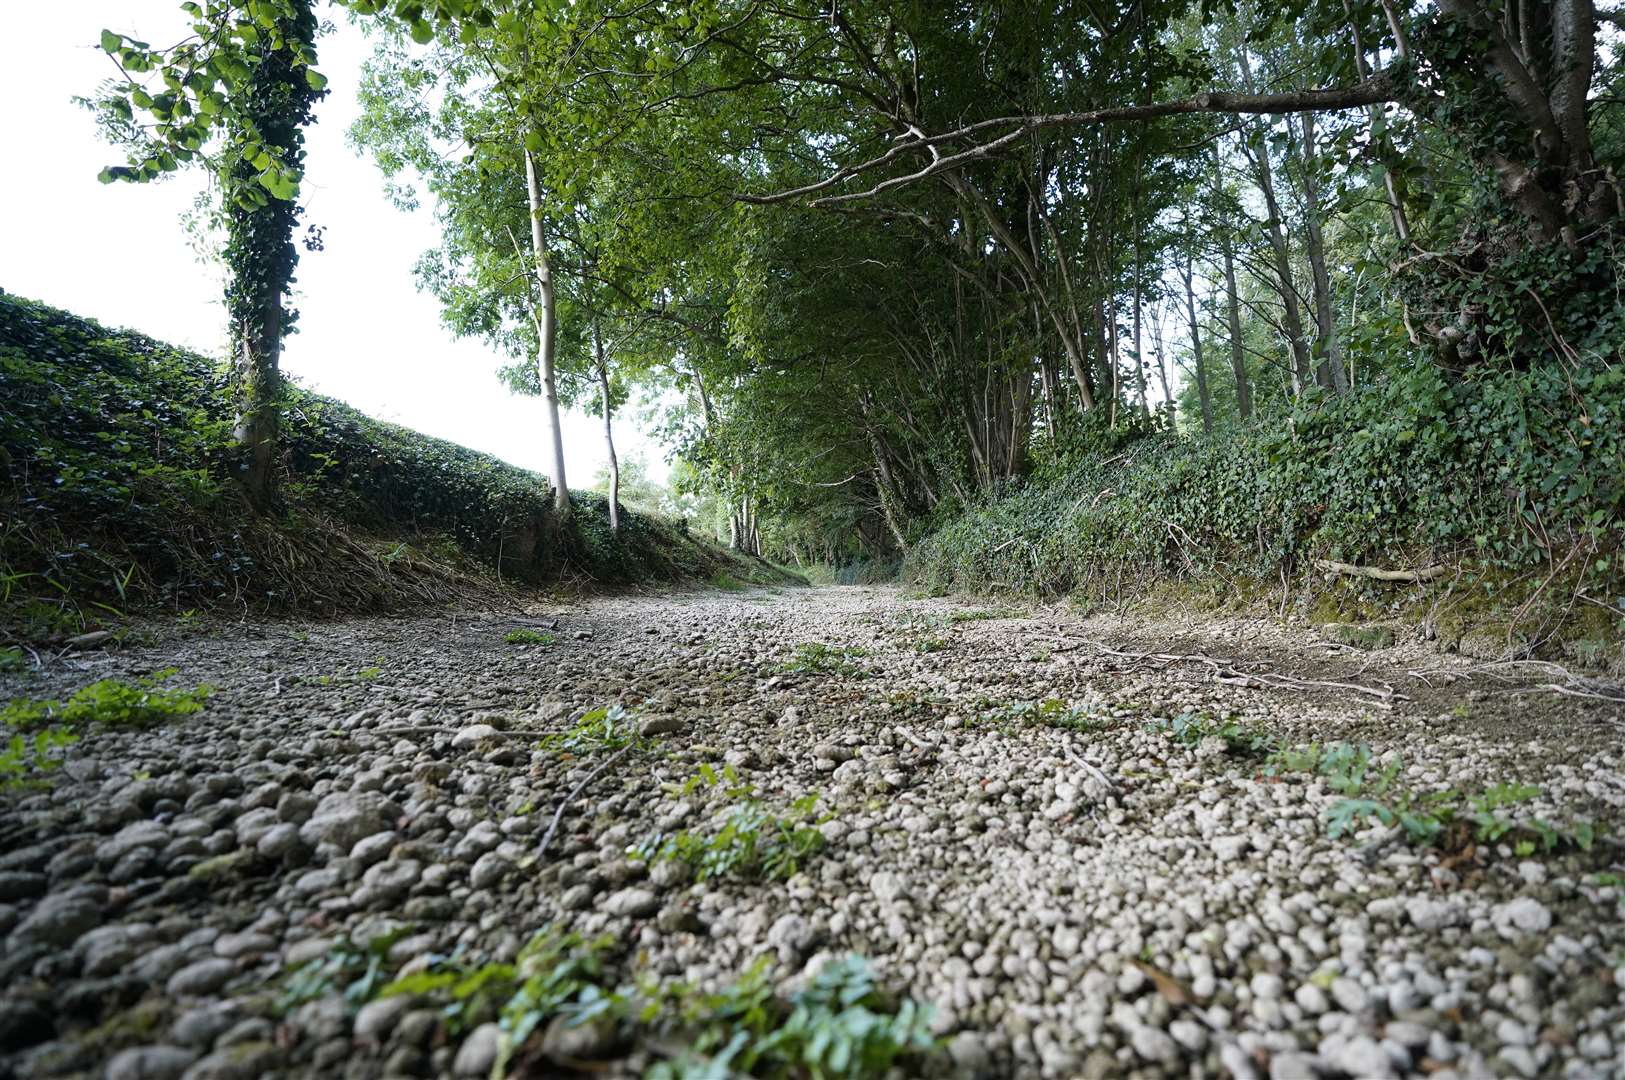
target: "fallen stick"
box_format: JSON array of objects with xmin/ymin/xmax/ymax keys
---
[
  {"xmin": 1314, "ymin": 559, "xmax": 1448, "ymax": 583},
  {"xmin": 536, "ymin": 745, "xmax": 634, "ymax": 861}
]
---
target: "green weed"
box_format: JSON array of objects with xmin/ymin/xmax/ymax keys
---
[
  {"xmin": 0, "ymin": 726, "xmax": 79, "ymax": 792},
  {"xmin": 779, "ymin": 642, "xmax": 871, "ymax": 678},
  {"xmin": 539, "ymin": 705, "xmax": 646, "ymax": 756},
  {"xmin": 280, "ymin": 928, "xmax": 410, "ymax": 1012},
  {"xmin": 646, "ymin": 954, "xmax": 936, "ymax": 1079},
  {"xmin": 631, "ymin": 793, "xmax": 826, "ymax": 882},
  {"xmin": 1, "ymin": 669, "xmax": 210, "ymax": 731},
  {"xmin": 0, "ymin": 647, "xmax": 28, "ymax": 674},
  {"xmin": 1268, "ymin": 740, "xmax": 1600, "ymax": 851},
  {"xmin": 1153, "ymin": 710, "xmax": 1272, "ymax": 756}
]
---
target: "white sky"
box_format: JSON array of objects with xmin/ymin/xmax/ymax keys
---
[{"xmin": 0, "ymin": 3, "xmax": 667, "ymax": 485}]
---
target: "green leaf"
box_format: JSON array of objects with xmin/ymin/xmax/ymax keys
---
[
  {"xmin": 99, "ymin": 29, "xmax": 121, "ymax": 54},
  {"xmin": 305, "ymin": 69, "xmax": 328, "ymax": 92}
]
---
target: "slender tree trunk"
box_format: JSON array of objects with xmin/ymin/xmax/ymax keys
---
[
  {"xmin": 523, "ymin": 146, "xmax": 571, "ymax": 516},
  {"xmin": 1296, "ymin": 111, "xmax": 1350, "ymax": 394},
  {"xmin": 1217, "ymin": 208, "xmax": 1253, "ymax": 419},
  {"xmin": 1236, "ymin": 51, "xmax": 1316, "ymax": 396},
  {"xmin": 592, "ymin": 320, "xmax": 619, "ymax": 534},
  {"xmin": 1182, "ymin": 253, "xmax": 1214, "ymax": 437},
  {"xmin": 1132, "ymin": 155, "xmax": 1151, "ymax": 421}
]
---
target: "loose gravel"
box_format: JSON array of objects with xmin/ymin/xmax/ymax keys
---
[{"xmin": 1, "ymin": 585, "xmax": 1622, "ymax": 1079}]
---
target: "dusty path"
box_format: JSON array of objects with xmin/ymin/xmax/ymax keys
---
[{"xmin": 1, "ymin": 585, "xmax": 1622, "ymax": 1079}]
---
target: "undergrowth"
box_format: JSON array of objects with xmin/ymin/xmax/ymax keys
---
[
  {"xmin": 904, "ymin": 366, "xmax": 1625, "ymax": 650},
  {"xmin": 0, "ymin": 293, "xmax": 790, "ymax": 636},
  {"xmin": 285, "ymin": 925, "xmax": 935, "ymax": 1078}
]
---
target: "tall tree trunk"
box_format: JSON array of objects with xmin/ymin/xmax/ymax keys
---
[
  {"xmin": 523, "ymin": 146, "xmax": 571, "ymax": 516},
  {"xmin": 1296, "ymin": 111, "xmax": 1350, "ymax": 394},
  {"xmin": 1236, "ymin": 51, "xmax": 1316, "ymax": 396},
  {"xmin": 592, "ymin": 320, "xmax": 619, "ymax": 534},
  {"xmin": 1183, "ymin": 253, "xmax": 1214, "ymax": 436},
  {"xmin": 1218, "ymin": 208, "xmax": 1253, "ymax": 420},
  {"xmin": 225, "ymin": 0, "xmax": 321, "ymax": 512}
]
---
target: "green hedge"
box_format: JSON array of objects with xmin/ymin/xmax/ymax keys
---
[
  {"xmin": 0, "ymin": 293, "xmax": 778, "ymax": 626},
  {"xmin": 905, "ymin": 364, "xmax": 1625, "ymax": 610}
]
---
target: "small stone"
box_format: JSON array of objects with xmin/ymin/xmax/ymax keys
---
[
  {"xmin": 638, "ymin": 716, "xmax": 687, "ymax": 737},
  {"xmin": 870, "ymin": 871, "xmax": 906, "ymax": 903},
  {"xmin": 1294, "ymin": 984, "xmax": 1329, "ymax": 1015},
  {"xmin": 1332, "ymin": 1035, "xmax": 1394, "ymax": 1079},
  {"xmin": 0, "ymin": 871, "xmax": 47, "ymax": 902},
  {"xmin": 540, "ymin": 1013, "xmax": 617, "ymax": 1059},
  {"xmin": 453, "ymin": 1023, "xmax": 501, "ymax": 1077},
  {"xmin": 13, "ymin": 893, "xmax": 102, "ymax": 947},
  {"xmin": 255, "ymin": 823, "xmax": 304, "ymax": 861},
  {"xmin": 1491, "ymin": 897, "xmax": 1552, "ymax": 939},
  {"xmin": 298, "ymin": 792, "xmax": 401, "ymax": 850},
  {"xmin": 602, "ymin": 888, "xmax": 658, "ymax": 918},
  {"xmin": 451, "ymin": 725, "xmax": 498, "ymax": 749},
  {"xmin": 213, "ymin": 932, "xmax": 274, "ymax": 960},
  {"xmin": 1497, "ymin": 1045, "xmax": 1539, "ymax": 1078},
  {"xmin": 1405, "ymin": 896, "xmax": 1463, "ymax": 931},
  {"xmin": 106, "ymin": 1045, "xmax": 198, "ymax": 1080},
  {"xmin": 1330, "ymin": 976, "xmax": 1369, "ymax": 1014},
  {"xmin": 1269, "ymin": 1051, "xmax": 1320, "ymax": 1080},
  {"xmin": 1130, "ymin": 1025, "xmax": 1179, "ymax": 1065},
  {"xmin": 354, "ymin": 996, "xmax": 412, "ymax": 1043},
  {"xmin": 178, "ymin": 1041, "xmax": 277, "ymax": 1080},
  {"xmin": 166, "ymin": 958, "xmax": 235, "ymax": 997},
  {"xmin": 469, "ymin": 852, "xmax": 511, "ymax": 890}
]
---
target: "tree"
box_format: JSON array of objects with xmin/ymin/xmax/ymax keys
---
[{"xmin": 85, "ymin": 0, "xmax": 328, "ymax": 510}]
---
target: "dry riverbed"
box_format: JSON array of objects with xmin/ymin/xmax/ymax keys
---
[{"xmin": 1, "ymin": 585, "xmax": 1622, "ymax": 1079}]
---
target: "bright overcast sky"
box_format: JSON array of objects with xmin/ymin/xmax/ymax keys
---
[{"xmin": 0, "ymin": 3, "xmax": 666, "ymax": 485}]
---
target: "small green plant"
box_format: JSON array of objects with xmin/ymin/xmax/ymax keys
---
[
  {"xmin": 355, "ymin": 665, "xmax": 383, "ymax": 682},
  {"xmin": 631, "ymin": 794, "xmax": 826, "ymax": 881},
  {"xmin": 0, "ymin": 727, "xmax": 79, "ymax": 792},
  {"xmin": 662, "ymin": 761, "xmax": 757, "ymax": 800},
  {"xmin": 0, "ymin": 647, "xmax": 28, "ymax": 674},
  {"xmin": 374, "ymin": 930, "xmax": 619, "ymax": 1050},
  {"xmin": 647, "ymin": 954, "xmax": 936, "ymax": 1079},
  {"xmin": 779, "ymin": 643, "xmax": 871, "ymax": 678},
  {"xmin": 504, "ymin": 628, "xmax": 557, "ymax": 646},
  {"xmin": 911, "ymin": 635, "xmax": 949, "ymax": 654},
  {"xmin": 1, "ymin": 669, "xmax": 210, "ymax": 731},
  {"xmin": 280, "ymin": 929, "xmax": 410, "ymax": 1012},
  {"xmin": 972, "ymin": 698, "xmax": 1099, "ymax": 735},
  {"xmin": 1153, "ymin": 711, "xmax": 1273, "ymax": 756},
  {"xmin": 711, "ymin": 572, "xmax": 748, "ymax": 591},
  {"xmin": 1269, "ymin": 740, "xmax": 1600, "ymax": 852},
  {"xmin": 539, "ymin": 705, "xmax": 645, "ymax": 756}
]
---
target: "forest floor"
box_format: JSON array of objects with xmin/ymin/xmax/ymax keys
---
[{"xmin": 2, "ymin": 585, "xmax": 1623, "ymax": 1080}]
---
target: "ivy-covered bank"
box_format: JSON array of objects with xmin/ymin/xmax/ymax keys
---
[
  {"xmin": 905, "ymin": 365, "xmax": 1625, "ymax": 658},
  {"xmin": 0, "ymin": 294, "xmax": 780, "ymax": 637}
]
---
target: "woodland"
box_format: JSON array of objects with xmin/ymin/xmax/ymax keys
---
[{"xmin": 51, "ymin": 0, "xmax": 1625, "ymax": 615}]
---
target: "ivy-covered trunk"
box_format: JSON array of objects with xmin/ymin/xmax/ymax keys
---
[{"xmin": 223, "ymin": 0, "xmax": 321, "ymax": 513}]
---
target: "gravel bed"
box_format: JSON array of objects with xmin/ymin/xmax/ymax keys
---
[{"xmin": 1, "ymin": 585, "xmax": 1621, "ymax": 1079}]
